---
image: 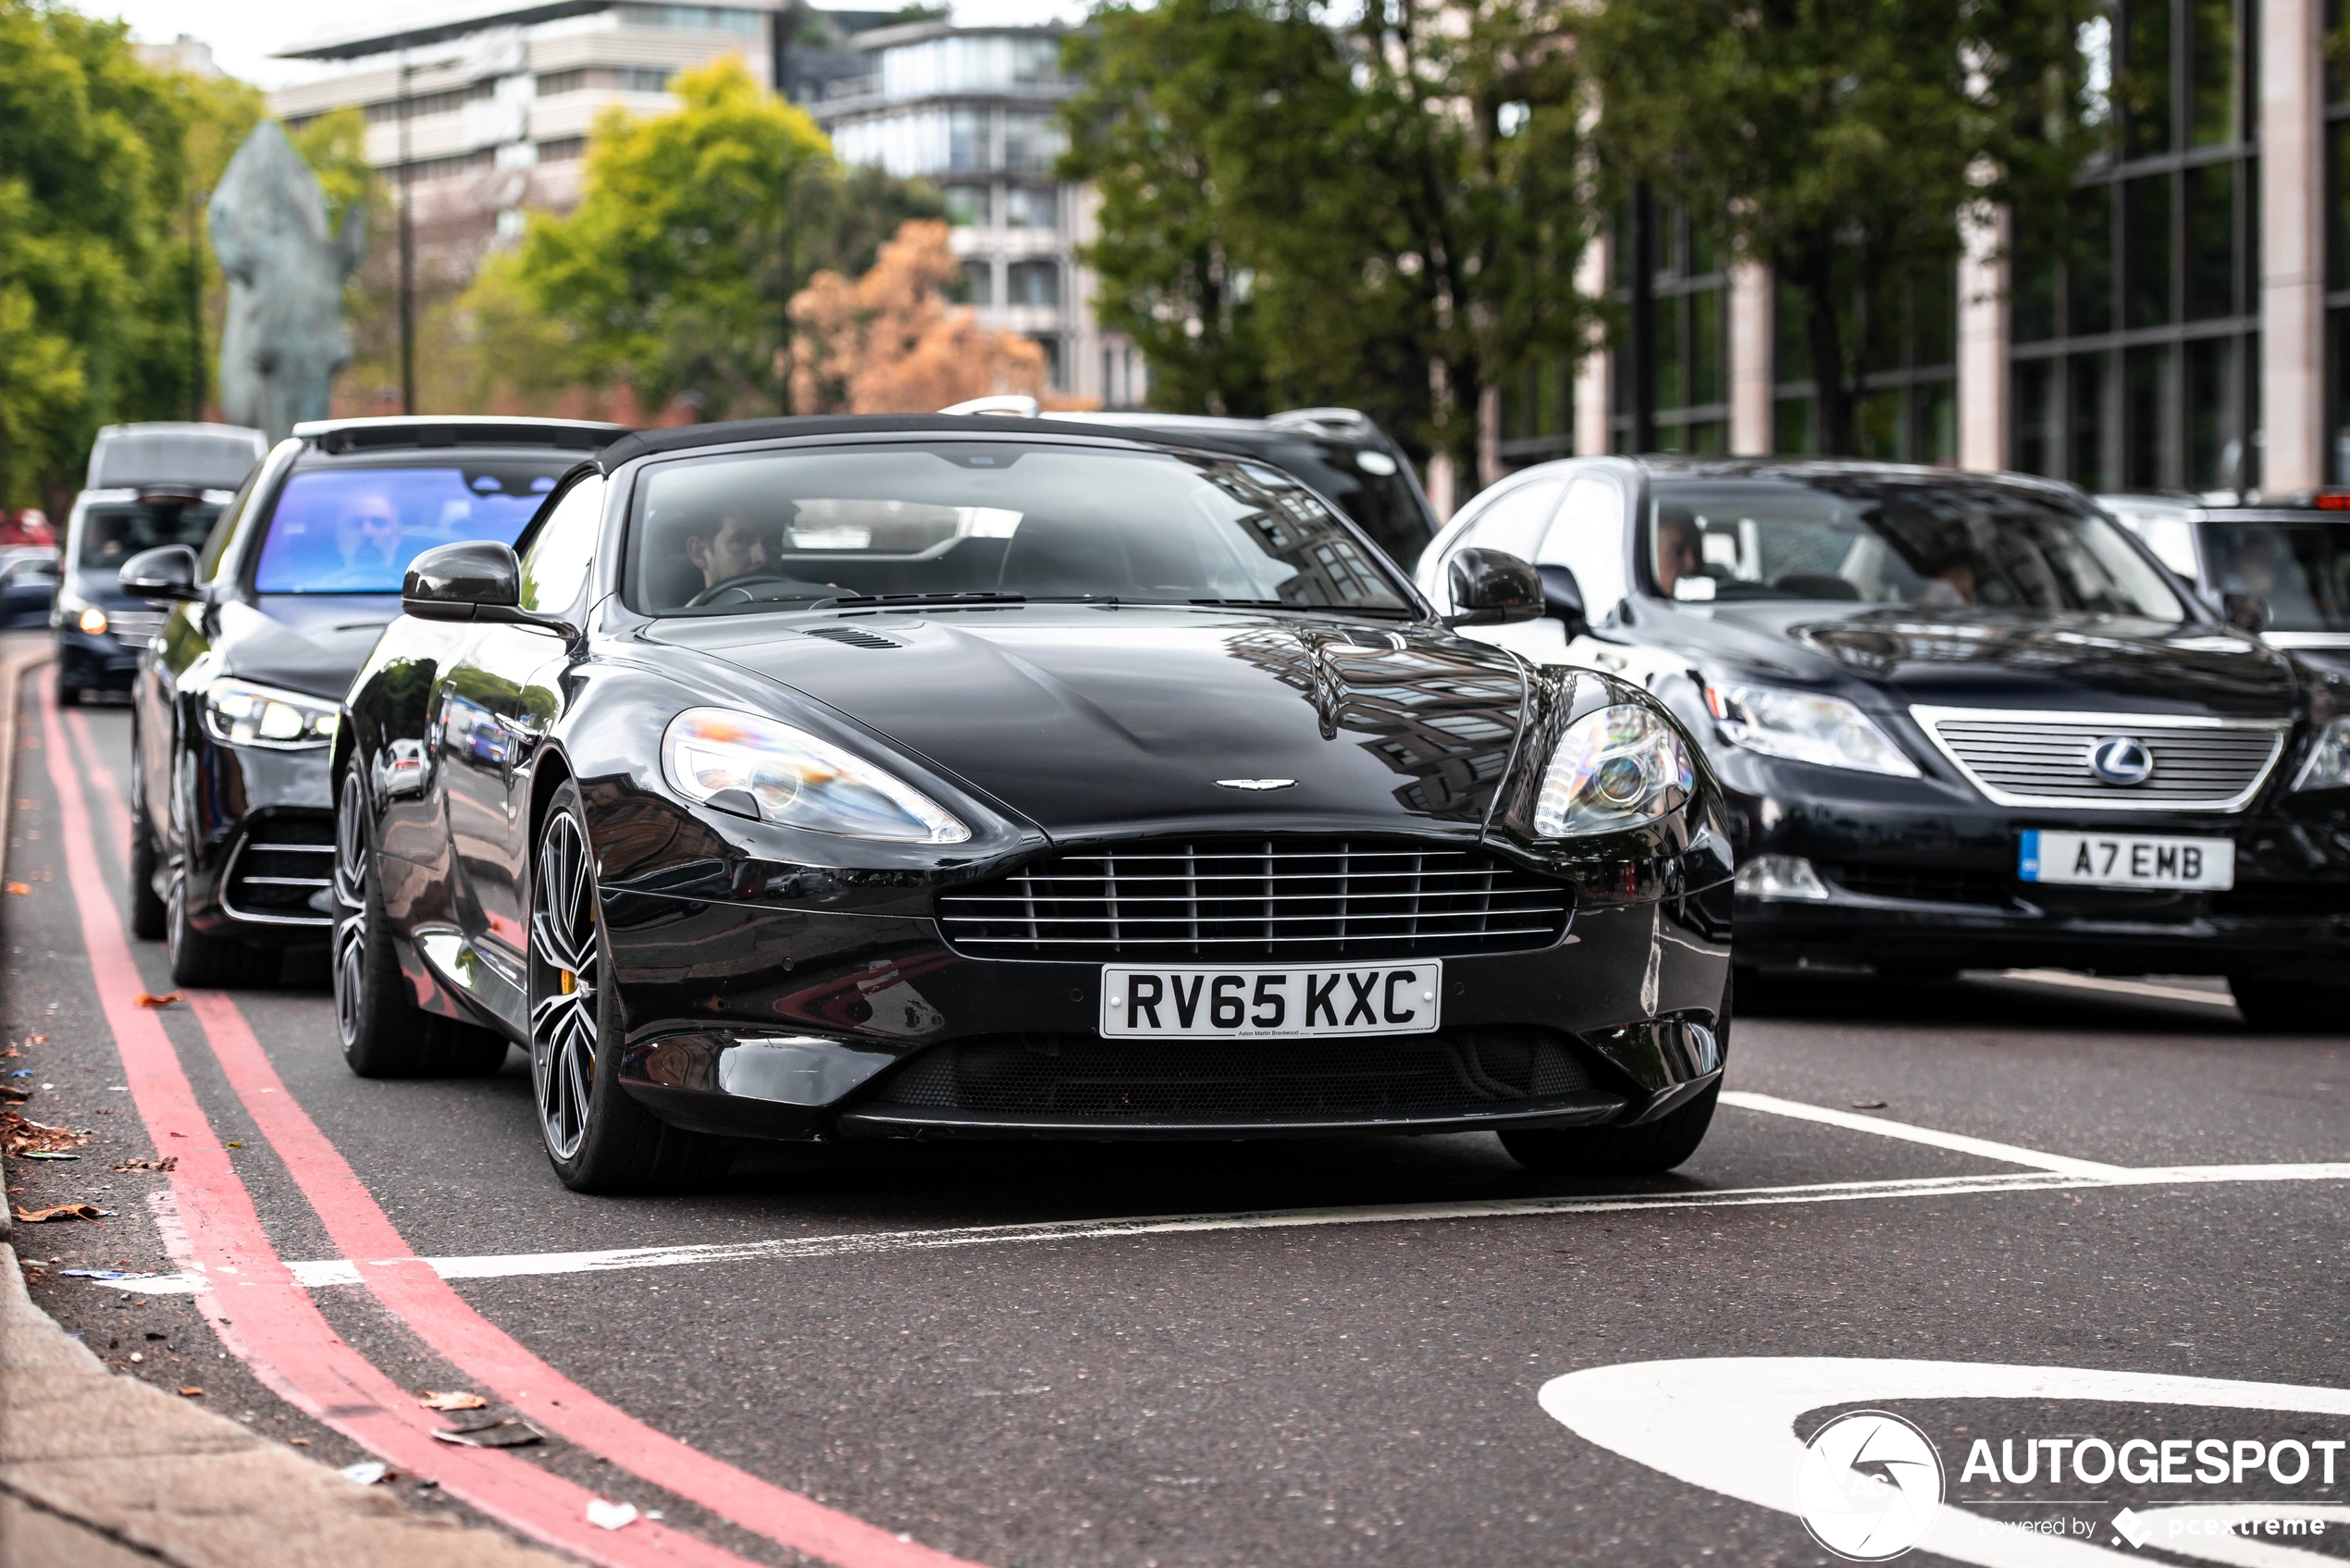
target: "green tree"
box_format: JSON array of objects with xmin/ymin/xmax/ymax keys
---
[
  {"xmin": 1061, "ymin": 0, "xmax": 1594, "ymax": 476},
  {"xmin": 1582, "ymin": 0, "xmax": 2098, "ymax": 455},
  {"xmin": 490, "ymin": 56, "xmax": 939, "ymax": 418}
]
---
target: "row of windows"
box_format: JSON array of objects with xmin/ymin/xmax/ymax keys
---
[
  {"xmin": 612, "ymin": 4, "xmax": 762, "ymax": 34},
  {"xmin": 876, "ymin": 35, "xmax": 1064, "ymax": 100},
  {"xmin": 962, "ymin": 259, "xmax": 1061, "ymax": 308},
  {"xmin": 943, "ymin": 184, "xmax": 1059, "ymax": 231},
  {"xmin": 361, "ymin": 82, "xmax": 493, "ymax": 123},
  {"xmin": 830, "ymin": 108, "xmax": 1066, "ymax": 179},
  {"xmin": 534, "ymin": 67, "xmax": 674, "ymax": 97}
]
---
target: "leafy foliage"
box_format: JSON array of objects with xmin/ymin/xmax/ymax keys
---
[
  {"xmin": 488, "ymin": 57, "xmax": 941, "ymax": 419},
  {"xmin": 1581, "ymin": 0, "xmax": 2099, "ymax": 454},
  {"xmin": 1061, "ymin": 0, "xmax": 1595, "ymax": 474}
]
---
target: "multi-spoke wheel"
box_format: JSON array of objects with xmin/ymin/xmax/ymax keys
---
[
  {"xmin": 526, "ymin": 779, "xmax": 730, "ymax": 1192},
  {"xmin": 334, "ymin": 762, "xmax": 508, "ymax": 1079},
  {"xmin": 529, "ymin": 807, "xmax": 598, "ymax": 1162}
]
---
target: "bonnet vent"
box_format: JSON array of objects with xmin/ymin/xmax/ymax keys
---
[{"xmin": 802, "ymin": 625, "xmax": 905, "ymax": 650}]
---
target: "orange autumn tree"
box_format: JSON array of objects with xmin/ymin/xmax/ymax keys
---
[{"xmin": 790, "ymin": 219, "xmax": 1082, "ymax": 414}]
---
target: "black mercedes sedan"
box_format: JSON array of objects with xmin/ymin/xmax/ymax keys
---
[
  {"xmin": 331, "ymin": 416, "xmax": 1733, "ymax": 1191},
  {"xmin": 1415, "ymin": 457, "xmax": 2350, "ymax": 1030},
  {"xmin": 117, "ymin": 416, "xmax": 626, "ymax": 987}
]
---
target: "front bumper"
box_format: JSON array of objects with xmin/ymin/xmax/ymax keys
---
[
  {"xmin": 177, "ymin": 734, "xmax": 337, "ymax": 946},
  {"xmin": 56, "ymin": 626, "xmax": 142, "ymax": 693},
  {"xmin": 605, "ymin": 886, "xmax": 1732, "ymax": 1142},
  {"xmin": 1723, "ymin": 759, "xmax": 2350, "ymax": 975}
]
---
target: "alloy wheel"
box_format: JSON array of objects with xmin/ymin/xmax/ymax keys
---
[
  {"xmin": 529, "ymin": 810, "xmax": 599, "ymax": 1162},
  {"xmin": 331, "ymin": 772, "xmax": 368, "ymax": 1050}
]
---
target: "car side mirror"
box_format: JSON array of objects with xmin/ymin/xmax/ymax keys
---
[
  {"xmin": 1537, "ymin": 563, "xmax": 1589, "ymax": 636},
  {"xmin": 403, "ymin": 540, "xmax": 582, "ymax": 645},
  {"xmin": 2221, "ymin": 591, "xmax": 2270, "ymax": 635},
  {"xmin": 1444, "ymin": 548, "xmax": 1542, "ymax": 626},
  {"xmin": 118, "ymin": 544, "xmax": 202, "ymax": 602}
]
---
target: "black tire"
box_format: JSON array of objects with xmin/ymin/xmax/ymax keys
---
[
  {"xmin": 166, "ymin": 866, "xmax": 279, "ymax": 988},
  {"xmin": 2228, "ymin": 976, "xmax": 2350, "ymax": 1033},
  {"xmin": 333, "ymin": 766, "xmax": 508, "ymax": 1078},
  {"xmin": 56, "ymin": 670, "xmax": 79, "ymax": 708},
  {"xmin": 1501, "ymin": 1080, "xmax": 1722, "ymax": 1176},
  {"xmin": 529, "ymin": 779, "xmax": 730, "ymax": 1193},
  {"xmin": 127, "ymin": 782, "xmax": 167, "ymax": 942}
]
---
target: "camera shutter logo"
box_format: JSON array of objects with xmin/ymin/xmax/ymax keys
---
[
  {"xmin": 1795, "ymin": 1410, "xmax": 1945, "ymax": 1561},
  {"xmin": 2087, "ymin": 735, "xmax": 2155, "ymax": 786}
]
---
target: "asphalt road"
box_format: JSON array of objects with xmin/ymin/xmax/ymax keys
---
[{"xmin": 9, "ymin": 684, "xmax": 2350, "ymax": 1568}]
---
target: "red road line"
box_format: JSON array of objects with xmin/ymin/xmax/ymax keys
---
[
  {"xmin": 44, "ymin": 696, "xmax": 760, "ymax": 1568},
  {"xmin": 61, "ymin": 705, "xmax": 988, "ymax": 1568}
]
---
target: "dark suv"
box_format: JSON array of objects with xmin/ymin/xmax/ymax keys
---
[{"xmin": 119, "ymin": 417, "xmax": 625, "ymax": 985}]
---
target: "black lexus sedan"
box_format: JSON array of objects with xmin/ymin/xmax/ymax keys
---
[
  {"xmin": 1415, "ymin": 457, "xmax": 2350, "ymax": 1030},
  {"xmin": 331, "ymin": 415, "xmax": 1733, "ymax": 1191},
  {"xmin": 117, "ymin": 416, "xmax": 626, "ymax": 987}
]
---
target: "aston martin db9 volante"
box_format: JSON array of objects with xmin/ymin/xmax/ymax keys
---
[
  {"xmin": 1415, "ymin": 457, "xmax": 2350, "ymax": 1029},
  {"xmin": 332, "ymin": 416, "xmax": 1734, "ymax": 1191},
  {"xmin": 117, "ymin": 416, "xmax": 627, "ymax": 986}
]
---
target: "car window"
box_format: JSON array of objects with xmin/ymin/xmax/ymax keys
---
[
  {"xmin": 78, "ymin": 499, "xmax": 220, "ymax": 569},
  {"xmin": 518, "ymin": 475, "xmax": 605, "ymax": 612},
  {"xmin": 626, "ymin": 442, "xmax": 1413, "ymax": 616},
  {"xmin": 1460, "ymin": 478, "xmax": 1565, "ymax": 561},
  {"xmin": 1537, "ymin": 475, "xmax": 1627, "ymax": 613},
  {"xmin": 2198, "ymin": 519, "xmax": 2350, "ymax": 632},
  {"xmin": 252, "ymin": 461, "xmax": 572, "ymax": 594},
  {"xmin": 1645, "ymin": 476, "xmax": 2186, "ymax": 621}
]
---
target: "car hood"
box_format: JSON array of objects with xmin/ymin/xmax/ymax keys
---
[
  {"xmin": 647, "ymin": 608, "xmax": 1529, "ymax": 838},
  {"xmin": 218, "ymin": 595, "xmax": 401, "ymax": 700},
  {"xmin": 1654, "ymin": 601, "xmax": 2297, "ymax": 719}
]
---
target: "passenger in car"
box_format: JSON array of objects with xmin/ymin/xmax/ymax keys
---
[{"xmin": 1655, "ymin": 509, "xmax": 1702, "ymax": 597}]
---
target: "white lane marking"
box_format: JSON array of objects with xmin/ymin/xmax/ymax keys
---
[
  {"xmin": 1537, "ymin": 1357, "xmax": 2350, "ymax": 1567},
  {"xmin": 91, "ymin": 1158, "xmax": 2350, "ymax": 1296},
  {"xmin": 1720, "ymin": 1090, "xmax": 2135, "ymax": 1179},
  {"xmin": 1990, "ymin": 969, "xmax": 2241, "ymax": 1009}
]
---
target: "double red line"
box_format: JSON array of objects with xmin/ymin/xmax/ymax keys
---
[{"xmin": 39, "ymin": 687, "xmax": 983, "ymax": 1568}]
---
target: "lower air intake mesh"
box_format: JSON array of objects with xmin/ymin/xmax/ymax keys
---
[{"xmin": 866, "ymin": 1027, "xmax": 1592, "ymax": 1121}]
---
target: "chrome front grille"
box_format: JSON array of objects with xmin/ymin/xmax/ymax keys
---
[
  {"xmin": 107, "ymin": 608, "xmax": 168, "ymax": 646},
  {"xmin": 1911, "ymin": 706, "xmax": 2286, "ymax": 811},
  {"xmin": 934, "ymin": 838, "xmax": 1571, "ymax": 961}
]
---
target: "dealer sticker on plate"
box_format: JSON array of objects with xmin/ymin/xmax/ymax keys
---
[
  {"xmin": 2018, "ymin": 830, "xmax": 2235, "ymax": 891},
  {"xmin": 1100, "ymin": 961, "xmax": 1442, "ymax": 1039}
]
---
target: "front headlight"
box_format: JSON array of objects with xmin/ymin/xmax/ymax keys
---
[
  {"xmin": 1536, "ymin": 703, "xmax": 1695, "ymax": 836},
  {"xmin": 2294, "ymin": 717, "xmax": 2350, "ymax": 791},
  {"xmin": 77, "ymin": 605, "xmax": 107, "ymax": 635},
  {"xmin": 1704, "ymin": 682, "xmax": 1920, "ymax": 777},
  {"xmin": 201, "ymin": 681, "xmax": 339, "ymax": 749},
  {"xmin": 661, "ymin": 707, "xmax": 971, "ymax": 844}
]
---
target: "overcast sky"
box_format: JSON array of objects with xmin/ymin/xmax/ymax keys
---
[{"xmin": 98, "ymin": 0, "xmax": 1085, "ymax": 90}]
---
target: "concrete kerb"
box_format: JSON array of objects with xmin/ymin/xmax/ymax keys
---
[{"xmin": 0, "ymin": 643, "xmax": 571, "ymax": 1567}]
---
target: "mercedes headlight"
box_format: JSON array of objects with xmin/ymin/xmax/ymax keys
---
[
  {"xmin": 2294, "ymin": 717, "xmax": 2350, "ymax": 791},
  {"xmin": 201, "ymin": 680, "xmax": 338, "ymax": 748},
  {"xmin": 77, "ymin": 605, "xmax": 107, "ymax": 635},
  {"xmin": 1704, "ymin": 682, "xmax": 1919, "ymax": 777},
  {"xmin": 661, "ymin": 707, "xmax": 970, "ymax": 844},
  {"xmin": 1536, "ymin": 703, "xmax": 1695, "ymax": 836}
]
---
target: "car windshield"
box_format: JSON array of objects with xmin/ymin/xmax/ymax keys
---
[
  {"xmin": 1645, "ymin": 476, "xmax": 2186, "ymax": 622},
  {"xmin": 79, "ymin": 499, "xmax": 221, "ymax": 570},
  {"xmin": 252, "ymin": 461, "xmax": 571, "ymax": 594},
  {"xmin": 2196, "ymin": 519, "xmax": 2350, "ymax": 632},
  {"xmin": 626, "ymin": 441, "xmax": 1414, "ymax": 616}
]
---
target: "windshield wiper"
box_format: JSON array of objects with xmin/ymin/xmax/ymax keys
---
[
  {"xmin": 827, "ymin": 591, "xmax": 1029, "ymax": 608},
  {"xmin": 1186, "ymin": 598, "xmax": 1414, "ymax": 617}
]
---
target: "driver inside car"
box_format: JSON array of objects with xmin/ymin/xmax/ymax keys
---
[{"xmin": 686, "ymin": 510, "xmax": 776, "ymax": 592}]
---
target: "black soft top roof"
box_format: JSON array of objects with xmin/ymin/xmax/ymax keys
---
[{"xmin": 595, "ymin": 414, "xmax": 1170, "ymax": 474}]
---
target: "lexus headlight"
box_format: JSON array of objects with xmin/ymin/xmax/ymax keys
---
[
  {"xmin": 201, "ymin": 680, "xmax": 338, "ymax": 748},
  {"xmin": 661, "ymin": 707, "xmax": 970, "ymax": 844},
  {"xmin": 1704, "ymin": 682, "xmax": 1919, "ymax": 777},
  {"xmin": 2294, "ymin": 717, "xmax": 2350, "ymax": 791},
  {"xmin": 1536, "ymin": 703, "xmax": 1695, "ymax": 836}
]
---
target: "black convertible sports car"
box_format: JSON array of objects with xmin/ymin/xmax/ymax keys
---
[{"xmin": 332, "ymin": 415, "xmax": 1734, "ymax": 1191}]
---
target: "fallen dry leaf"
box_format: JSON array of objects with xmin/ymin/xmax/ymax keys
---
[
  {"xmin": 419, "ymin": 1389, "xmax": 489, "ymax": 1412},
  {"xmin": 5, "ymin": 883, "xmax": 28, "ymax": 895},
  {"xmin": 134, "ymin": 993, "xmax": 182, "ymax": 1008},
  {"xmin": 178, "ymin": 1387, "xmax": 204, "ymax": 1398},
  {"xmin": 290, "ymin": 1437, "xmax": 310, "ymax": 1446},
  {"xmin": 114, "ymin": 1156, "xmax": 177, "ymax": 1173},
  {"xmin": 2, "ymin": 1108, "xmax": 93, "ymax": 1157},
  {"xmin": 25, "ymin": 1035, "xmax": 45, "ymax": 1044},
  {"xmin": 13, "ymin": 1204, "xmax": 105, "ymax": 1223}
]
